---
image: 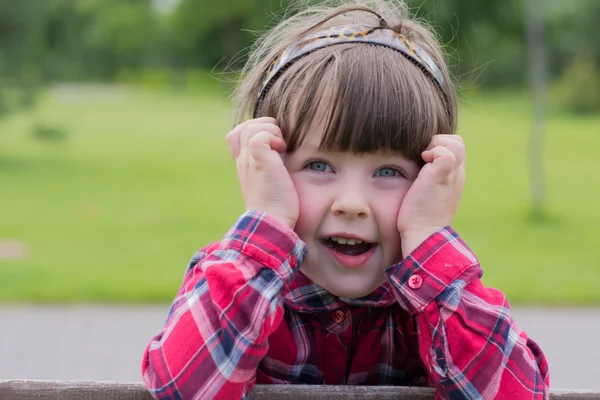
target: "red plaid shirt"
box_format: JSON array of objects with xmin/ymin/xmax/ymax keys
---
[{"xmin": 142, "ymin": 211, "xmax": 550, "ymax": 399}]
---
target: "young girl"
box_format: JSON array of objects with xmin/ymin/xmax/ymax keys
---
[{"xmin": 142, "ymin": 1, "xmax": 550, "ymax": 399}]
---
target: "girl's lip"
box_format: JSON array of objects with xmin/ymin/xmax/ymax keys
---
[{"xmin": 320, "ymin": 240, "xmax": 377, "ymax": 269}]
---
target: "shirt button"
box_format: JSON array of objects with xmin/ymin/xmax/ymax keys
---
[
  {"xmin": 408, "ymin": 274, "xmax": 423, "ymax": 289},
  {"xmin": 333, "ymin": 309, "xmax": 345, "ymax": 323}
]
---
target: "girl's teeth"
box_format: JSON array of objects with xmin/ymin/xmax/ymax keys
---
[{"xmin": 329, "ymin": 237, "xmax": 365, "ymax": 245}]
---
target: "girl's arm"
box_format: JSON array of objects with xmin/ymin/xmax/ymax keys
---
[
  {"xmin": 386, "ymin": 228, "xmax": 550, "ymax": 400},
  {"xmin": 142, "ymin": 211, "xmax": 306, "ymax": 400}
]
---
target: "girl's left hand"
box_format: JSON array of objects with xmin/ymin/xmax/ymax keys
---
[{"xmin": 397, "ymin": 134, "xmax": 466, "ymax": 257}]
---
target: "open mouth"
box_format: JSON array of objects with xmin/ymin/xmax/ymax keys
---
[{"xmin": 322, "ymin": 236, "xmax": 375, "ymax": 256}]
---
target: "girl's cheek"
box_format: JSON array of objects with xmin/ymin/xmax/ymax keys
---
[
  {"xmin": 370, "ymin": 188, "xmax": 407, "ymax": 226},
  {"xmin": 294, "ymin": 179, "xmax": 325, "ymax": 228},
  {"xmin": 291, "ymin": 176, "xmax": 309, "ymax": 202},
  {"xmin": 371, "ymin": 182, "xmax": 409, "ymax": 204}
]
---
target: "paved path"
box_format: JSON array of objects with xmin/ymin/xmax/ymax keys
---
[{"xmin": 0, "ymin": 306, "xmax": 598, "ymax": 390}]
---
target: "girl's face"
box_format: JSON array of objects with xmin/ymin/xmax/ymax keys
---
[{"xmin": 284, "ymin": 129, "xmax": 420, "ymax": 299}]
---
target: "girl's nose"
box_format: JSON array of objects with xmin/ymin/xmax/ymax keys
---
[{"xmin": 330, "ymin": 182, "xmax": 371, "ymax": 219}]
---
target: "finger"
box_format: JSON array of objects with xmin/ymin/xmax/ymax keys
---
[
  {"xmin": 226, "ymin": 130, "xmax": 241, "ymax": 159},
  {"xmin": 428, "ymin": 134, "xmax": 464, "ymax": 143},
  {"xmin": 270, "ymin": 135, "xmax": 287, "ymax": 153},
  {"xmin": 426, "ymin": 134, "xmax": 464, "ymax": 150},
  {"xmin": 422, "ymin": 146, "xmax": 455, "ymax": 181},
  {"xmin": 226, "ymin": 118, "xmax": 278, "ymax": 159},
  {"xmin": 250, "ymin": 132, "xmax": 287, "ymax": 154},
  {"xmin": 230, "ymin": 117, "xmax": 278, "ymax": 137},
  {"xmin": 248, "ymin": 131, "xmax": 285, "ymax": 169},
  {"xmin": 426, "ymin": 135, "xmax": 465, "ymax": 166},
  {"xmin": 237, "ymin": 123, "xmax": 282, "ymax": 175},
  {"xmin": 241, "ymin": 123, "xmax": 284, "ymax": 154}
]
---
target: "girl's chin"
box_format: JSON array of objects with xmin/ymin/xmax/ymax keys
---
[
  {"xmin": 326, "ymin": 275, "xmax": 390, "ymax": 298},
  {"xmin": 300, "ymin": 266, "xmax": 386, "ymax": 299},
  {"xmin": 325, "ymin": 286, "xmax": 379, "ymax": 299}
]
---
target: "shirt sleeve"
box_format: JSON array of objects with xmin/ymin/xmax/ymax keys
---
[
  {"xmin": 141, "ymin": 211, "xmax": 307, "ymax": 400},
  {"xmin": 385, "ymin": 227, "xmax": 550, "ymax": 400}
]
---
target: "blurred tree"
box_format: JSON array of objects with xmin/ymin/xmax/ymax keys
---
[
  {"xmin": 0, "ymin": 0, "xmax": 160, "ymax": 84},
  {"xmin": 554, "ymin": 57, "xmax": 600, "ymax": 114},
  {"xmin": 546, "ymin": 0, "xmax": 600, "ymax": 78},
  {"xmin": 0, "ymin": 0, "xmax": 45, "ymax": 114},
  {"xmin": 73, "ymin": 0, "xmax": 160, "ymax": 80},
  {"xmin": 525, "ymin": 0, "xmax": 548, "ymax": 220},
  {"xmin": 166, "ymin": 0, "xmax": 294, "ymax": 70},
  {"xmin": 406, "ymin": 0, "xmax": 526, "ymax": 87},
  {"xmin": 545, "ymin": 0, "xmax": 600, "ymax": 113},
  {"xmin": 1, "ymin": 0, "xmax": 599, "ymax": 91}
]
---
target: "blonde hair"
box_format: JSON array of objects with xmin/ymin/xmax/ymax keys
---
[{"xmin": 233, "ymin": 0, "xmax": 456, "ymax": 164}]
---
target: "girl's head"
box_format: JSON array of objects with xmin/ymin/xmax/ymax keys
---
[
  {"xmin": 233, "ymin": 0, "xmax": 457, "ymax": 299},
  {"xmin": 234, "ymin": 0, "xmax": 457, "ymax": 164}
]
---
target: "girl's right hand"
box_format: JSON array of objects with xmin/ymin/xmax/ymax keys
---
[{"xmin": 226, "ymin": 117, "xmax": 299, "ymax": 230}]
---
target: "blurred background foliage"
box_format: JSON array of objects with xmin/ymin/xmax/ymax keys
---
[
  {"xmin": 1, "ymin": 0, "xmax": 600, "ymax": 107},
  {"xmin": 0, "ymin": 0, "xmax": 599, "ymax": 304}
]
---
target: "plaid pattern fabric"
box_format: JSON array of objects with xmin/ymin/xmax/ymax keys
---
[{"xmin": 142, "ymin": 211, "xmax": 550, "ymax": 400}]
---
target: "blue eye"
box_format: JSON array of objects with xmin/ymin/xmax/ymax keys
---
[
  {"xmin": 375, "ymin": 167, "xmax": 402, "ymax": 177},
  {"xmin": 308, "ymin": 161, "xmax": 333, "ymax": 173}
]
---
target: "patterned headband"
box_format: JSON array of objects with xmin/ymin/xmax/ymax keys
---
[{"xmin": 255, "ymin": 24, "xmax": 447, "ymax": 116}]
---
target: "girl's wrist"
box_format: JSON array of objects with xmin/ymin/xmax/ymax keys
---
[{"xmin": 400, "ymin": 226, "xmax": 443, "ymax": 257}]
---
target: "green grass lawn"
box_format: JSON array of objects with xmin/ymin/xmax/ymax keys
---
[{"xmin": 0, "ymin": 85, "xmax": 598, "ymax": 305}]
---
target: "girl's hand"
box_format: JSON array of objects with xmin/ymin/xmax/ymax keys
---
[
  {"xmin": 397, "ymin": 134, "xmax": 466, "ymax": 257},
  {"xmin": 226, "ymin": 117, "xmax": 299, "ymax": 230}
]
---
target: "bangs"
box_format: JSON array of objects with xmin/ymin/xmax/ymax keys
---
[{"xmin": 257, "ymin": 43, "xmax": 453, "ymax": 164}]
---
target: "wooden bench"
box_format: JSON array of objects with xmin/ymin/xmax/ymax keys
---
[{"xmin": 1, "ymin": 380, "xmax": 599, "ymax": 399}]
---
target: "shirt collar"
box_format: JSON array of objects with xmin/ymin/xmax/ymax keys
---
[{"xmin": 283, "ymin": 270, "xmax": 397, "ymax": 313}]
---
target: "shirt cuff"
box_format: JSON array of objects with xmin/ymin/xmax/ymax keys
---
[
  {"xmin": 385, "ymin": 227, "xmax": 481, "ymax": 315},
  {"xmin": 219, "ymin": 210, "xmax": 308, "ymax": 285}
]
